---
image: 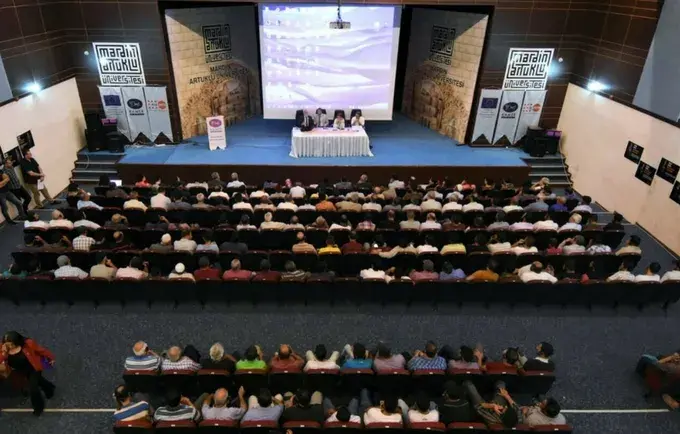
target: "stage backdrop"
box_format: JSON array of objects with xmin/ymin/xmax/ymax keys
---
[
  {"xmin": 401, "ymin": 9, "xmax": 488, "ymax": 143},
  {"xmin": 165, "ymin": 6, "xmax": 261, "ymax": 139}
]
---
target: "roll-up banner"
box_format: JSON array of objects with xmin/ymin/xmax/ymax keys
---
[
  {"xmin": 492, "ymin": 90, "xmax": 524, "ymax": 146},
  {"xmin": 513, "ymin": 90, "xmax": 547, "ymax": 144},
  {"xmin": 121, "ymin": 86, "xmax": 152, "ymax": 143},
  {"xmin": 207, "ymin": 116, "xmax": 227, "ymax": 150},
  {"xmin": 470, "ymin": 89, "xmax": 502, "ymax": 145},
  {"xmin": 144, "ymin": 86, "xmax": 174, "ymax": 142},
  {"xmin": 99, "ymin": 86, "xmax": 131, "ymax": 140}
]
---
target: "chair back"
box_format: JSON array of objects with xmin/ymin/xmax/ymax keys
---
[
  {"xmin": 234, "ymin": 368, "xmax": 269, "ymax": 395},
  {"xmin": 155, "ymin": 420, "xmax": 197, "ymax": 433},
  {"xmin": 123, "ymin": 369, "xmax": 160, "ymax": 394},
  {"xmin": 197, "ymin": 369, "xmax": 232, "ymax": 394},
  {"xmin": 305, "ymin": 368, "xmax": 340, "ymax": 395},
  {"xmin": 198, "ymin": 419, "xmax": 240, "ymax": 434},
  {"xmin": 113, "ymin": 419, "xmax": 154, "ymax": 433}
]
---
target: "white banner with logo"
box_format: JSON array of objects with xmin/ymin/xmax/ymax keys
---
[
  {"xmin": 143, "ymin": 86, "xmax": 173, "ymax": 142},
  {"xmin": 502, "ymin": 48, "xmax": 554, "ymax": 90},
  {"xmin": 121, "ymin": 87, "xmax": 152, "ymax": 142},
  {"xmin": 98, "ymin": 86, "xmax": 131, "ymax": 140},
  {"xmin": 93, "ymin": 42, "xmax": 146, "ymax": 87},
  {"xmin": 492, "ymin": 90, "xmax": 525, "ymax": 146},
  {"xmin": 470, "ymin": 89, "xmax": 502, "ymax": 145},
  {"xmin": 207, "ymin": 116, "xmax": 227, "ymax": 150},
  {"xmin": 513, "ymin": 90, "xmax": 547, "ymax": 144}
]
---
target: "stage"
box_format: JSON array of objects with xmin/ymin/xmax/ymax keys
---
[{"xmin": 117, "ymin": 114, "xmax": 530, "ymax": 185}]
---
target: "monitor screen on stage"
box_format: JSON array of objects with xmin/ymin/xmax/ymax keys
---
[{"xmin": 258, "ymin": 4, "xmax": 401, "ymax": 120}]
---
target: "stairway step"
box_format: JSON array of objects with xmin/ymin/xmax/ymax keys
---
[
  {"xmin": 529, "ymin": 172, "xmax": 570, "ymax": 178},
  {"xmin": 75, "ymin": 160, "xmax": 117, "ymax": 166},
  {"xmin": 72, "ymin": 168, "xmax": 119, "ymax": 175}
]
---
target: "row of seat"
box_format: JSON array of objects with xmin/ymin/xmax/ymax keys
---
[{"xmin": 2, "ymin": 279, "xmax": 677, "ymax": 309}]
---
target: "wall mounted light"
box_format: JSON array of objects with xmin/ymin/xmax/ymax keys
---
[
  {"xmin": 24, "ymin": 82, "xmax": 42, "ymax": 93},
  {"xmin": 586, "ymin": 80, "xmax": 607, "ymax": 92}
]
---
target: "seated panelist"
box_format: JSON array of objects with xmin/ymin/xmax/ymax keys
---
[
  {"xmin": 333, "ymin": 113, "xmax": 346, "ymax": 130},
  {"xmin": 351, "ymin": 110, "xmax": 365, "ymax": 128},
  {"xmin": 299, "ymin": 109, "xmax": 314, "ymax": 132},
  {"xmin": 314, "ymin": 108, "xmax": 328, "ymax": 128}
]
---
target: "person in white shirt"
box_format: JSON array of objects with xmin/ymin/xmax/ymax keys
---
[
  {"xmin": 168, "ymin": 263, "xmax": 195, "ymax": 281},
  {"xmin": 616, "ymin": 235, "xmax": 642, "ymax": 256},
  {"xmin": 363, "ymin": 393, "xmax": 403, "ymax": 425},
  {"xmin": 488, "ymin": 232, "xmax": 512, "ymax": 253},
  {"xmin": 260, "ymin": 212, "xmax": 285, "ymax": 230},
  {"xmin": 362, "ymin": 199, "xmax": 382, "ymax": 213},
  {"xmin": 208, "ymin": 186, "xmax": 230, "ymax": 201},
  {"xmin": 185, "ymin": 180, "xmax": 208, "ymax": 190},
  {"xmin": 250, "ymin": 188, "xmax": 268, "ymax": 199},
  {"xmin": 518, "ymin": 261, "xmax": 557, "ymax": 283},
  {"xmin": 150, "ymin": 188, "xmax": 172, "ymax": 210},
  {"xmin": 634, "ymin": 262, "xmax": 661, "ymax": 282},
  {"xmin": 351, "ymin": 111, "xmax": 365, "ymax": 128},
  {"xmin": 558, "ymin": 213, "xmax": 582, "ymax": 232},
  {"xmin": 403, "ymin": 199, "xmax": 421, "ymax": 212},
  {"xmin": 442, "ymin": 196, "xmax": 462, "ymax": 212},
  {"xmin": 277, "ymin": 195, "xmax": 298, "ymax": 211},
  {"xmin": 462, "ymin": 196, "xmax": 484, "ymax": 212},
  {"xmin": 360, "ymin": 266, "xmax": 393, "ymax": 283},
  {"xmin": 400, "ymin": 211, "xmax": 421, "ymax": 230},
  {"xmin": 329, "ymin": 215, "xmax": 352, "ymax": 232},
  {"xmin": 559, "ymin": 236, "xmax": 587, "ymax": 254},
  {"xmin": 298, "ymin": 200, "xmax": 316, "ymax": 211},
  {"xmin": 607, "ymin": 261, "xmax": 636, "ymax": 282},
  {"xmin": 511, "ymin": 236, "xmax": 538, "ymax": 255},
  {"xmin": 416, "ymin": 236, "xmax": 439, "ymax": 254},
  {"xmin": 161, "ymin": 346, "xmax": 201, "ymax": 372},
  {"xmin": 232, "ymin": 194, "xmax": 254, "ymax": 212},
  {"xmin": 421, "ymin": 191, "xmax": 442, "ymax": 212},
  {"xmin": 388, "ymin": 175, "xmax": 405, "ymax": 190},
  {"xmin": 503, "ymin": 200, "xmax": 524, "ymax": 214},
  {"xmin": 254, "ymin": 197, "xmax": 276, "ymax": 212},
  {"xmin": 48, "ymin": 210, "xmax": 74, "ymax": 230},
  {"xmin": 123, "ymin": 191, "xmax": 147, "ymax": 211},
  {"xmin": 333, "ymin": 114, "xmax": 346, "ymax": 130},
  {"xmin": 289, "ymin": 182, "xmax": 306, "ymax": 198},
  {"xmin": 74, "ymin": 218, "xmax": 101, "ymax": 230},
  {"xmin": 314, "ymin": 108, "xmax": 328, "ymax": 128},
  {"xmin": 226, "ymin": 172, "xmax": 245, "ymax": 189},
  {"xmin": 174, "ymin": 230, "xmax": 197, "ymax": 252},
  {"xmin": 77, "ymin": 192, "xmax": 103, "ymax": 210},
  {"xmin": 406, "ymin": 392, "xmax": 439, "ymax": 423},
  {"xmin": 304, "ymin": 344, "xmax": 340, "ymax": 371},
  {"xmin": 572, "ymin": 196, "xmax": 593, "ymax": 213},
  {"xmin": 24, "ymin": 212, "xmax": 48, "ymax": 229},
  {"xmin": 116, "ymin": 257, "xmax": 148, "ymax": 280},
  {"xmin": 445, "ymin": 190, "xmax": 464, "ymax": 201},
  {"xmin": 661, "ymin": 261, "xmax": 680, "ymax": 282},
  {"xmin": 510, "ymin": 217, "xmax": 534, "ymax": 231},
  {"xmin": 326, "ymin": 406, "xmax": 361, "ymax": 424},
  {"xmin": 54, "ymin": 255, "xmax": 88, "ymax": 279},
  {"xmin": 533, "ymin": 215, "xmax": 558, "ymax": 231},
  {"xmin": 420, "ymin": 213, "xmax": 441, "ymax": 231}
]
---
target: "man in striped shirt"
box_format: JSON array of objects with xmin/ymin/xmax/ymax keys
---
[
  {"xmin": 124, "ymin": 341, "xmax": 161, "ymax": 371},
  {"xmin": 407, "ymin": 341, "xmax": 447, "ymax": 371},
  {"xmin": 154, "ymin": 389, "xmax": 199, "ymax": 422},
  {"xmin": 113, "ymin": 385, "xmax": 151, "ymax": 422}
]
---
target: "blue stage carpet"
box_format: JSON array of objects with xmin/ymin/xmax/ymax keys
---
[{"xmin": 119, "ymin": 114, "xmax": 527, "ymax": 167}]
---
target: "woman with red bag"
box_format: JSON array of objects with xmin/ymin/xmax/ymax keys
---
[{"xmin": 0, "ymin": 331, "xmax": 56, "ymax": 415}]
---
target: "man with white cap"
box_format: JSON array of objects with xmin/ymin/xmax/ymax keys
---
[
  {"xmin": 558, "ymin": 213, "xmax": 583, "ymax": 232},
  {"xmin": 124, "ymin": 341, "xmax": 161, "ymax": 370},
  {"xmin": 198, "ymin": 386, "xmax": 247, "ymax": 421},
  {"xmin": 53, "ymin": 255, "xmax": 88, "ymax": 279},
  {"xmin": 149, "ymin": 233, "xmax": 173, "ymax": 253},
  {"xmin": 161, "ymin": 346, "xmax": 201, "ymax": 372},
  {"xmin": 169, "ymin": 263, "xmax": 194, "ymax": 281}
]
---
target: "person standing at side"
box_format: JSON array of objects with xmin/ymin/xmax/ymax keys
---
[
  {"xmin": 0, "ymin": 166, "xmax": 28, "ymax": 224},
  {"xmin": 20, "ymin": 151, "xmax": 56, "ymax": 209},
  {"xmin": 3, "ymin": 158, "xmax": 32, "ymax": 214}
]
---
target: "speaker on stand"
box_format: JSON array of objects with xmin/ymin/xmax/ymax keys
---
[{"xmin": 84, "ymin": 112, "xmax": 105, "ymax": 152}]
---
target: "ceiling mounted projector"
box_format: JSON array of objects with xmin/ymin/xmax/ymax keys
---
[{"xmin": 329, "ymin": 0, "xmax": 351, "ymax": 29}]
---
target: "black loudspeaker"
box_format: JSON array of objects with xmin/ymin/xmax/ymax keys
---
[
  {"xmin": 86, "ymin": 129, "xmax": 104, "ymax": 152},
  {"xmin": 106, "ymin": 132, "xmax": 126, "ymax": 153},
  {"xmin": 85, "ymin": 113, "xmax": 102, "ymax": 132}
]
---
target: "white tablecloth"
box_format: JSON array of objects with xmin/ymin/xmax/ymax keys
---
[{"xmin": 290, "ymin": 127, "xmax": 373, "ymax": 158}]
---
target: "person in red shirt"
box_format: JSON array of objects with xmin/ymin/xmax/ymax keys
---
[
  {"xmin": 341, "ymin": 232, "xmax": 363, "ymax": 254},
  {"xmin": 409, "ymin": 260, "xmax": 440, "ymax": 281},
  {"xmin": 253, "ymin": 259, "xmax": 281, "ymax": 281},
  {"xmin": 0, "ymin": 331, "xmax": 55, "ymax": 415},
  {"xmin": 270, "ymin": 344, "xmax": 304, "ymax": 371},
  {"xmin": 222, "ymin": 259, "xmax": 253, "ymax": 280},
  {"xmin": 193, "ymin": 256, "xmax": 221, "ymax": 280}
]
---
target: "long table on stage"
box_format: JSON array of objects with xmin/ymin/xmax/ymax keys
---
[{"xmin": 290, "ymin": 127, "xmax": 373, "ymax": 158}]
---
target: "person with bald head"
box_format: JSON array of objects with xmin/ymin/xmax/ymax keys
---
[
  {"xmin": 198, "ymin": 386, "xmax": 247, "ymax": 421},
  {"xmin": 270, "ymin": 344, "xmax": 305, "ymax": 371},
  {"xmin": 161, "ymin": 346, "xmax": 201, "ymax": 372},
  {"xmin": 48, "ymin": 210, "xmax": 73, "ymax": 230},
  {"xmin": 517, "ymin": 261, "xmax": 557, "ymax": 283},
  {"xmin": 124, "ymin": 341, "xmax": 161, "ymax": 371}
]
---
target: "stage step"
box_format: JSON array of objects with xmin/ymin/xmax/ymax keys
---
[
  {"xmin": 71, "ymin": 149, "xmax": 125, "ymax": 186},
  {"xmin": 522, "ymin": 152, "xmax": 572, "ymax": 188}
]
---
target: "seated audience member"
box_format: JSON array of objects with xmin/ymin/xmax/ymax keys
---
[
  {"xmin": 462, "ymin": 196, "xmax": 484, "ymax": 213},
  {"xmin": 198, "ymin": 386, "xmax": 246, "ymax": 421},
  {"xmin": 521, "ymin": 342, "xmax": 555, "ymax": 371},
  {"xmin": 341, "ymin": 232, "xmax": 363, "ymax": 254},
  {"xmin": 523, "ymin": 398, "xmax": 566, "ymax": 426},
  {"xmin": 329, "ymin": 215, "xmax": 352, "ymax": 232},
  {"xmin": 604, "ymin": 212, "xmax": 624, "ymax": 231},
  {"xmin": 49, "ymin": 210, "xmax": 74, "ymax": 229},
  {"xmin": 201, "ymin": 342, "xmax": 237, "ymax": 373},
  {"xmin": 549, "ymin": 197, "xmax": 568, "ymax": 212},
  {"xmin": 161, "ymin": 346, "xmax": 200, "ymax": 371},
  {"xmin": 449, "ymin": 346, "xmax": 482, "ymax": 370},
  {"xmin": 77, "ymin": 192, "xmax": 102, "ymax": 210},
  {"xmin": 281, "ymin": 388, "xmax": 325, "ymax": 423},
  {"xmin": 292, "ymin": 232, "xmax": 317, "ymax": 254},
  {"xmin": 72, "ymin": 227, "xmax": 96, "ymax": 252},
  {"xmin": 242, "ymin": 388, "xmax": 284, "ymax": 422},
  {"xmin": 617, "ymin": 235, "xmax": 642, "ymax": 256},
  {"xmin": 373, "ymin": 343, "xmax": 406, "ymax": 371},
  {"xmin": 116, "ymin": 257, "xmax": 148, "ymax": 280},
  {"xmin": 144, "ymin": 212, "xmax": 169, "ymax": 231},
  {"xmin": 408, "ymin": 341, "xmax": 447, "ymax": 371},
  {"xmin": 573, "ymin": 196, "xmax": 593, "ymax": 213},
  {"xmin": 400, "ymin": 211, "xmax": 421, "ymax": 230},
  {"xmin": 123, "ymin": 191, "xmax": 147, "ymax": 211},
  {"xmin": 107, "ymin": 183, "xmax": 129, "ymax": 199},
  {"xmin": 232, "ymin": 194, "xmax": 254, "ymax": 212},
  {"xmin": 149, "ymin": 233, "xmax": 174, "ymax": 253},
  {"xmin": 503, "ymin": 199, "xmax": 523, "ymax": 214},
  {"xmin": 531, "ymin": 177, "xmax": 550, "ymax": 192},
  {"xmin": 416, "ymin": 236, "xmax": 438, "ymax": 254},
  {"xmin": 207, "ymin": 185, "xmax": 229, "ymax": 201},
  {"xmin": 559, "ymin": 213, "xmax": 582, "ymax": 232},
  {"xmin": 315, "ymin": 193, "xmax": 336, "ymax": 211},
  {"xmin": 607, "ymin": 261, "xmax": 636, "ymax": 282},
  {"xmin": 442, "ymin": 196, "xmax": 462, "ymax": 213},
  {"xmin": 196, "ymin": 231, "xmax": 219, "ymax": 253},
  {"xmin": 467, "ymin": 216, "xmax": 486, "ymax": 231},
  {"xmin": 488, "ymin": 232, "xmax": 511, "ymax": 254},
  {"xmin": 154, "ymin": 389, "xmax": 199, "ymax": 422},
  {"xmin": 326, "ymin": 404, "xmax": 361, "ymax": 424},
  {"xmin": 662, "ymin": 260, "xmax": 680, "ymax": 282},
  {"xmin": 281, "ymin": 261, "xmax": 309, "ymax": 282},
  {"xmin": 586, "ymin": 234, "xmax": 611, "ymax": 254},
  {"xmin": 174, "ymin": 230, "xmax": 197, "ymax": 252},
  {"xmin": 518, "ymin": 261, "xmax": 557, "ymax": 283},
  {"xmin": 440, "ymin": 261, "xmax": 465, "ymax": 280},
  {"xmin": 510, "ymin": 215, "xmax": 533, "ymax": 231},
  {"xmin": 250, "ymin": 187, "xmax": 268, "ymax": 199},
  {"xmin": 379, "ymin": 238, "xmax": 417, "ymax": 258},
  {"xmin": 90, "ymin": 252, "xmax": 117, "ymax": 281},
  {"xmin": 362, "ymin": 198, "xmax": 382, "ymax": 213},
  {"xmin": 298, "ymin": 199, "xmax": 316, "ymax": 211},
  {"xmin": 277, "ymin": 195, "xmax": 298, "ymax": 211},
  {"xmin": 545, "ymin": 238, "xmax": 562, "ymax": 255},
  {"xmin": 219, "ymin": 232, "xmax": 248, "ymax": 254},
  {"xmin": 237, "ymin": 214, "xmax": 257, "ymax": 231},
  {"xmin": 582, "ymin": 213, "xmax": 600, "ymax": 230},
  {"xmin": 533, "ymin": 214, "xmax": 558, "ymax": 231},
  {"xmin": 357, "ymin": 214, "xmax": 376, "ymax": 231},
  {"xmin": 124, "ymin": 341, "xmax": 161, "ymax": 370},
  {"xmin": 226, "ymin": 172, "xmax": 245, "ymax": 189},
  {"xmin": 169, "ymin": 195, "xmax": 192, "ymax": 211},
  {"xmin": 439, "ymin": 381, "xmax": 473, "ymax": 424},
  {"xmin": 223, "ymin": 259, "xmax": 252, "ymax": 280},
  {"xmin": 488, "ymin": 212, "xmax": 509, "ymax": 231},
  {"xmin": 336, "ymin": 196, "xmax": 361, "ymax": 213},
  {"xmin": 421, "ymin": 213, "xmax": 442, "ymax": 230},
  {"xmin": 305, "ymin": 344, "xmax": 340, "ymax": 371},
  {"xmin": 23, "ymin": 211, "xmax": 48, "ymax": 229},
  {"xmin": 511, "ymin": 236, "xmax": 537, "ymax": 255},
  {"xmin": 236, "ymin": 345, "xmax": 266, "ymax": 370},
  {"xmin": 259, "ymin": 212, "xmax": 285, "ymax": 231},
  {"xmin": 464, "ymin": 381, "xmax": 521, "ymax": 427},
  {"xmin": 169, "ymin": 263, "xmax": 194, "ymax": 281},
  {"xmin": 113, "ymin": 384, "xmax": 151, "ymax": 422},
  {"xmin": 524, "ymin": 198, "xmax": 549, "ymax": 213},
  {"xmin": 190, "ymin": 193, "xmax": 211, "ymax": 209},
  {"xmin": 388, "ymin": 174, "xmax": 405, "ymax": 190},
  {"xmin": 308, "ymin": 216, "xmax": 329, "ymax": 230},
  {"xmin": 253, "ymin": 259, "xmax": 281, "ymax": 282},
  {"xmin": 403, "ymin": 198, "xmax": 421, "ymax": 212},
  {"xmin": 635, "ymin": 262, "xmax": 661, "ymax": 282},
  {"xmin": 134, "ymin": 175, "xmax": 152, "ymax": 188},
  {"xmin": 270, "ymin": 344, "xmax": 304, "ymax": 370},
  {"xmin": 408, "ymin": 391, "xmax": 440, "ymax": 422},
  {"xmin": 467, "ymin": 234, "xmax": 489, "ymax": 253},
  {"xmin": 559, "ymin": 259, "xmax": 582, "ymax": 281},
  {"xmin": 318, "ymin": 236, "xmax": 341, "ymax": 255},
  {"xmin": 289, "ymin": 182, "xmax": 306, "ymax": 198},
  {"xmin": 379, "ymin": 210, "xmax": 400, "ymax": 230},
  {"xmin": 360, "ymin": 259, "xmax": 394, "ymax": 283},
  {"xmin": 559, "ymin": 235, "xmax": 586, "ymax": 255},
  {"xmin": 421, "ymin": 191, "xmax": 442, "ymax": 212},
  {"xmin": 342, "ymin": 342, "xmax": 372, "ymax": 369},
  {"xmin": 363, "ymin": 392, "xmax": 403, "ymax": 424},
  {"xmin": 110, "ymin": 231, "xmax": 133, "ymax": 251},
  {"xmin": 410, "ymin": 260, "xmax": 439, "ymax": 281},
  {"xmin": 537, "ymin": 187, "xmax": 555, "ymax": 201},
  {"xmin": 254, "ymin": 197, "xmax": 275, "ymax": 212},
  {"xmin": 467, "ymin": 260, "xmax": 500, "ymax": 282},
  {"xmin": 54, "ymin": 255, "xmax": 88, "ymax": 279}
]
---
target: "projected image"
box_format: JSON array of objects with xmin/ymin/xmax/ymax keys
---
[{"xmin": 259, "ymin": 5, "xmax": 400, "ymax": 120}]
